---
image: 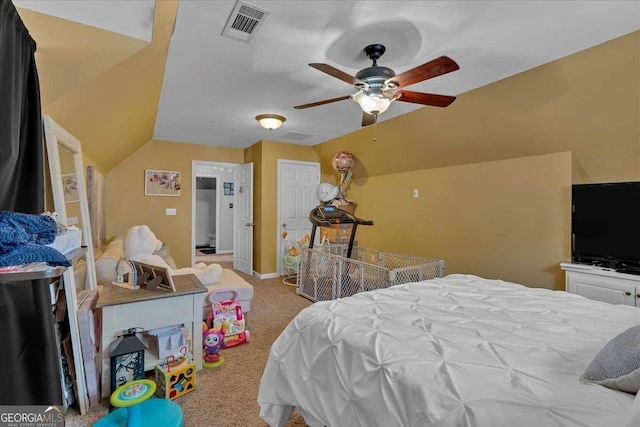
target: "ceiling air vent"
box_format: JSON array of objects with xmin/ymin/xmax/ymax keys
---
[
  {"xmin": 280, "ymin": 131, "xmax": 313, "ymax": 141},
  {"xmin": 221, "ymin": 1, "xmax": 270, "ymax": 43}
]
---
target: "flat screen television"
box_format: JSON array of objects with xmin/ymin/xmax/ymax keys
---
[{"xmin": 571, "ymin": 181, "xmax": 640, "ymax": 274}]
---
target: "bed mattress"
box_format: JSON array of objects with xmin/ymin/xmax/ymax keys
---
[{"xmin": 258, "ymin": 274, "xmax": 640, "ymax": 427}]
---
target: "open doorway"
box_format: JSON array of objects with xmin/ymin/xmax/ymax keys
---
[
  {"xmin": 192, "ymin": 161, "xmax": 238, "ymax": 268},
  {"xmin": 195, "ymin": 176, "xmax": 218, "ymax": 254}
]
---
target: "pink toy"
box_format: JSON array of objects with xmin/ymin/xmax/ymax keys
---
[
  {"xmin": 202, "ymin": 323, "xmax": 225, "ymax": 368},
  {"xmin": 206, "ymin": 289, "xmax": 250, "ymax": 349}
]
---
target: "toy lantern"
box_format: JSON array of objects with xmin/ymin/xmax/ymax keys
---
[{"xmin": 109, "ymin": 328, "xmax": 147, "ymax": 394}]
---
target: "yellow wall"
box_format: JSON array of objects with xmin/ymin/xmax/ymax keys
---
[
  {"xmin": 314, "ymin": 31, "xmax": 640, "ymax": 184},
  {"xmin": 105, "ymin": 138, "xmax": 318, "ymax": 273},
  {"xmin": 22, "ymin": 5, "xmax": 639, "ymax": 288},
  {"xmin": 62, "ymin": 26, "xmax": 638, "ymax": 283},
  {"xmin": 311, "ymin": 31, "xmax": 639, "ymax": 289},
  {"xmin": 39, "ymin": 0, "xmax": 179, "ymax": 172},
  {"xmin": 347, "ymin": 152, "xmax": 572, "ymax": 290},
  {"xmin": 106, "ymin": 140, "xmax": 244, "ymax": 268}
]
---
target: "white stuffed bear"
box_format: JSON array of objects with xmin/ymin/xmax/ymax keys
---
[{"xmin": 123, "ymin": 225, "xmax": 222, "ymax": 285}]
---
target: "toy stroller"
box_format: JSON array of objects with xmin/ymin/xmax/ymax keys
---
[{"xmin": 205, "ymin": 289, "xmax": 250, "ymax": 348}]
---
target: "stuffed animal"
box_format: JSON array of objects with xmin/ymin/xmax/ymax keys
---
[{"xmin": 123, "ymin": 225, "xmax": 222, "ymax": 285}]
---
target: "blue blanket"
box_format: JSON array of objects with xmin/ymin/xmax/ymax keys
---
[{"xmin": 0, "ymin": 211, "xmax": 71, "ymax": 267}]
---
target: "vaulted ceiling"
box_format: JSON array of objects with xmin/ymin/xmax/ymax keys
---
[{"xmin": 13, "ymin": 0, "xmax": 640, "ymax": 172}]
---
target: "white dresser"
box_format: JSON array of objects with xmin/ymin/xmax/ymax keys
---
[{"xmin": 560, "ymin": 262, "xmax": 640, "ymax": 306}]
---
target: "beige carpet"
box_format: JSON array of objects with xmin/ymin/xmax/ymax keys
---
[{"xmin": 64, "ymin": 272, "xmax": 312, "ymax": 427}]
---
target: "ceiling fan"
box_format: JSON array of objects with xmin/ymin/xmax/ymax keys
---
[{"xmin": 294, "ymin": 44, "xmax": 459, "ymax": 127}]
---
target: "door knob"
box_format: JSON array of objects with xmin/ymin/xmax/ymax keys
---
[
  {"xmin": 282, "ymin": 223, "xmax": 286, "ymax": 227},
  {"xmin": 245, "ymin": 222, "xmax": 255, "ymax": 227},
  {"xmin": 624, "ymin": 290, "xmax": 632, "ymax": 296}
]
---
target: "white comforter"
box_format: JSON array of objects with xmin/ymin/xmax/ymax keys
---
[{"xmin": 258, "ymin": 274, "xmax": 640, "ymax": 427}]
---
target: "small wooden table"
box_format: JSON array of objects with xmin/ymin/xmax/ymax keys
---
[{"xmin": 97, "ymin": 274, "xmax": 207, "ymax": 397}]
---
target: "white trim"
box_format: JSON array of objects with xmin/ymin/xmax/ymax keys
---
[
  {"xmin": 276, "ymin": 159, "xmax": 321, "ymax": 276},
  {"xmin": 43, "ymin": 115, "xmax": 96, "ymax": 415},
  {"xmin": 254, "ymin": 271, "xmax": 280, "ymax": 279},
  {"xmin": 191, "ymin": 160, "xmax": 237, "ymax": 267}
]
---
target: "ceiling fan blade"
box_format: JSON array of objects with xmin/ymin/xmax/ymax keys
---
[
  {"xmin": 388, "ymin": 56, "xmax": 459, "ymax": 88},
  {"xmin": 395, "ymin": 90, "xmax": 456, "ymax": 107},
  {"xmin": 309, "ymin": 63, "xmax": 363, "ymax": 85},
  {"xmin": 361, "ymin": 112, "xmax": 376, "ymax": 127},
  {"xmin": 294, "ymin": 95, "xmax": 352, "ymax": 109}
]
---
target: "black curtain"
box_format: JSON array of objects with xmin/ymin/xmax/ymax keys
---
[
  {"xmin": 0, "ymin": 0, "xmax": 44, "ymax": 214},
  {"xmin": 0, "ymin": 0, "xmax": 62, "ymax": 407}
]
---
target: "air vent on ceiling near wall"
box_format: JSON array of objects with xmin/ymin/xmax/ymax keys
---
[
  {"xmin": 280, "ymin": 131, "xmax": 313, "ymax": 141},
  {"xmin": 221, "ymin": 0, "xmax": 270, "ymax": 43}
]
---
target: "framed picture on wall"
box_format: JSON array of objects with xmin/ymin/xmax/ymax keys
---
[
  {"xmin": 223, "ymin": 182, "xmax": 234, "ymax": 195},
  {"xmin": 145, "ymin": 169, "xmax": 181, "ymax": 196}
]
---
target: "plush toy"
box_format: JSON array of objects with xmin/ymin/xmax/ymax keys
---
[{"xmin": 123, "ymin": 225, "xmax": 222, "ymax": 285}]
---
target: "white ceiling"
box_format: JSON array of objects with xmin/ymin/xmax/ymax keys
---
[{"xmin": 14, "ymin": 0, "xmax": 640, "ymax": 149}]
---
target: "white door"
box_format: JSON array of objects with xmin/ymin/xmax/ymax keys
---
[
  {"xmin": 277, "ymin": 160, "xmax": 320, "ymax": 275},
  {"xmin": 234, "ymin": 163, "xmax": 253, "ymax": 275}
]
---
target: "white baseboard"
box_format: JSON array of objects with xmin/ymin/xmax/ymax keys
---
[{"xmin": 254, "ymin": 271, "xmax": 280, "ymax": 279}]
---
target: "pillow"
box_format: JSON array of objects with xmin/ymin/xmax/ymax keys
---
[{"xmin": 581, "ymin": 324, "xmax": 640, "ymax": 394}]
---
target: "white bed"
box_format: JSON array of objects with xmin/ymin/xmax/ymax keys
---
[{"xmin": 258, "ymin": 274, "xmax": 640, "ymax": 427}]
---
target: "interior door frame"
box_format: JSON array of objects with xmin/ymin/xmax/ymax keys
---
[
  {"xmin": 233, "ymin": 162, "xmax": 254, "ymax": 275},
  {"xmin": 191, "ymin": 160, "xmax": 237, "ymax": 267},
  {"xmin": 276, "ymin": 159, "xmax": 320, "ymax": 276}
]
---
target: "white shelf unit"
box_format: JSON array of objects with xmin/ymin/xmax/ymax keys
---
[{"xmin": 560, "ymin": 262, "xmax": 640, "ymax": 306}]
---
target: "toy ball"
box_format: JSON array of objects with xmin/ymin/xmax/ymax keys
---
[{"xmin": 332, "ymin": 151, "xmax": 355, "ymax": 173}]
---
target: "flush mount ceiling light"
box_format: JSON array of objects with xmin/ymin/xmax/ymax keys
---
[{"xmin": 256, "ymin": 114, "xmax": 286, "ymax": 130}]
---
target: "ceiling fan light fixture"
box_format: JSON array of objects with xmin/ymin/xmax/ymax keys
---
[
  {"xmin": 256, "ymin": 114, "xmax": 286, "ymax": 130},
  {"xmin": 352, "ymin": 91, "xmax": 391, "ymax": 115}
]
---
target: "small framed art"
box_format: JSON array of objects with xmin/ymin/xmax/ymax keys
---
[
  {"xmin": 62, "ymin": 173, "xmax": 79, "ymax": 203},
  {"xmin": 223, "ymin": 182, "xmax": 234, "ymax": 196},
  {"xmin": 145, "ymin": 169, "xmax": 181, "ymax": 197}
]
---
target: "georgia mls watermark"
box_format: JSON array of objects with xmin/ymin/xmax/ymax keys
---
[{"xmin": 0, "ymin": 406, "xmax": 64, "ymax": 427}]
